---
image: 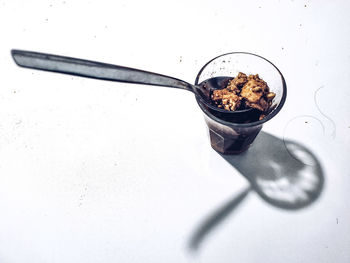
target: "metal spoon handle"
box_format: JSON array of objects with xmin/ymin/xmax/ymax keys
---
[{"xmin": 11, "ymin": 49, "xmax": 193, "ymax": 91}]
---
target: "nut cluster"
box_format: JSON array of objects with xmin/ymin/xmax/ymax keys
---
[{"xmin": 211, "ymin": 72, "xmax": 276, "ymax": 118}]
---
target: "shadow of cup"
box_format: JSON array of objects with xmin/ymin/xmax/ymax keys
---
[
  {"xmin": 189, "ymin": 131, "xmax": 324, "ymax": 251},
  {"xmin": 220, "ymin": 131, "xmax": 324, "ymax": 210}
]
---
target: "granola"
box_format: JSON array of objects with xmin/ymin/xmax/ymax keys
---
[{"xmin": 211, "ymin": 72, "xmax": 276, "ymax": 119}]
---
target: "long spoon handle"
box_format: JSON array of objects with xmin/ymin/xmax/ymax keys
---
[{"xmin": 11, "ymin": 49, "xmax": 193, "ymax": 91}]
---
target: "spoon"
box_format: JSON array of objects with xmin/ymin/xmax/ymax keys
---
[{"xmin": 11, "ymin": 49, "xmax": 252, "ymax": 114}]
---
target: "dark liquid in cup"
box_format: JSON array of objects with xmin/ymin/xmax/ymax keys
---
[
  {"xmin": 198, "ymin": 77, "xmax": 265, "ymax": 154},
  {"xmin": 208, "ymin": 124, "xmax": 262, "ymax": 154}
]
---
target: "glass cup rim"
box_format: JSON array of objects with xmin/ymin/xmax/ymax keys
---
[{"xmin": 195, "ymin": 52, "xmax": 287, "ymax": 128}]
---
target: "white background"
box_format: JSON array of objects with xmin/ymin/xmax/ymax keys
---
[{"xmin": 1, "ymin": 0, "xmax": 350, "ymax": 262}]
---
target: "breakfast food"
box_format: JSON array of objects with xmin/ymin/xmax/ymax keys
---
[{"xmin": 211, "ymin": 72, "xmax": 276, "ymax": 119}]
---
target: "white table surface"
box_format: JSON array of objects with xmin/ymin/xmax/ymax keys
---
[{"xmin": 1, "ymin": 0, "xmax": 350, "ymax": 262}]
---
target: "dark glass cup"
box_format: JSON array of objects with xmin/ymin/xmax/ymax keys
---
[{"xmin": 195, "ymin": 52, "xmax": 287, "ymax": 154}]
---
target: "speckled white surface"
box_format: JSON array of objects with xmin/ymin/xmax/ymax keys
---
[{"xmin": 0, "ymin": 0, "xmax": 350, "ymax": 262}]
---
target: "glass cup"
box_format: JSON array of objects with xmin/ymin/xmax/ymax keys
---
[{"xmin": 195, "ymin": 52, "xmax": 287, "ymax": 154}]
